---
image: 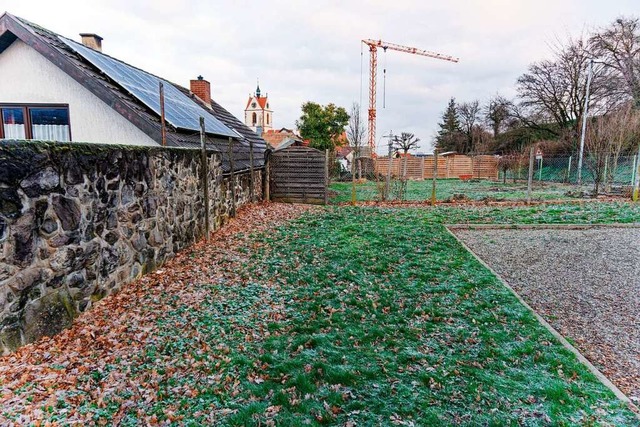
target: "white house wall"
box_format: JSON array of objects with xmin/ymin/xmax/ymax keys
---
[{"xmin": 0, "ymin": 40, "xmax": 158, "ymax": 147}]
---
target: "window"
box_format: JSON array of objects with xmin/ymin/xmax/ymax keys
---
[
  {"xmin": 1, "ymin": 108, "xmax": 26, "ymax": 139},
  {"xmin": 266, "ymin": 114, "xmax": 270, "ymax": 125},
  {"xmin": 0, "ymin": 105, "xmax": 71, "ymax": 141},
  {"xmin": 252, "ymin": 112, "xmax": 257, "ymax": 125}
]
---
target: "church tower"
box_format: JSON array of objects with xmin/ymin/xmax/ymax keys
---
[{"xmin": 244, "ymin": 82, "xmax": 273, "ymax": 134}]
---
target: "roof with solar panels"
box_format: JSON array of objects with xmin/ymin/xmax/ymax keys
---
[{"xmin": 0, "ymin": 12, "xmax": 266, "ymax": 173}]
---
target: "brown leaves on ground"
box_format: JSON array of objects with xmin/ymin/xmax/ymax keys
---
[{"xmin": 0, "ymin": 202, "xmax": 317, "ymax": 425}]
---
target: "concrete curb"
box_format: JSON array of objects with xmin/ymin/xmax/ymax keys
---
[
  {"xmin": 444, "ymin": 226, "xmax": 639, "ymax": 416},
  {"xmin": 446, "ymin": 223, "xmax": 640, "ymax": 231}
]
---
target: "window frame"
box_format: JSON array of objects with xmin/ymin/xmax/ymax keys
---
[{"xmin": 0, "ymin": 103, "xmax": 72, "ymax": 141}]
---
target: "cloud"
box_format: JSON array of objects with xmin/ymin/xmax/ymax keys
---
[{"xmin": 5, "ymin": 0, "xmax": 637, "ymax": 152}]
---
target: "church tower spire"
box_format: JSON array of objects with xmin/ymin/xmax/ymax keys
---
[{"xmin": 245, "ymin": 80, "xmax": 273, "ymax": 133}]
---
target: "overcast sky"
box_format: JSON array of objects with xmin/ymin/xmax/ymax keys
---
[{"xmin": 4, "ymin": 0, "xmax": 638, "ymax": 152}]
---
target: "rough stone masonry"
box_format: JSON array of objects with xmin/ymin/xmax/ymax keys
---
[{"xmin": 0, "ymin": 141, "xmax": 263, "ymax": 353}]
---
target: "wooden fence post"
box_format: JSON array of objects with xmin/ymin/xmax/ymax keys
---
[
  {"xmin": 431, "ymin": 150, "xmax": 438, "ymax": 206},
  {"xmin": 324, "ymin": 149, "xmax": 329, "ymax": 205},
  {"xmin": 228, "ymin": 137, "xmax": 236, "ymax": 217},
  {"xmin": 249, "ymin": 139, "xmax": 255, "ymax": 203},
  {"xmin": 351, "ymin": 149, "xmax": 356, "ymax": 205},
  {"xmin": 633, "ymin": 146, "xmax": 640, "ymax": 201},
  {"xmin": 265, "ymin": 153, "xmax": 270, "ymax": 202},
  {"xmin": 386, "ymin": 145, "xmax": 393, "ymax": 201},
  {"xmin": 200, "ymin": 117, "xmax": 210, "ymax": 242},
  {"xmin": 527, "ymin": 145, "xmax": 535, "ymax": 204}
]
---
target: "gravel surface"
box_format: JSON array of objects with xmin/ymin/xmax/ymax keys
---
[{"xmin": 454, "ymin": 226, "xmax": 640, "ymax": 402}]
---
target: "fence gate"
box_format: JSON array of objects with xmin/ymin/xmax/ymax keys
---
[{"xmin": 269, "ymin": 146, "xmax": 328, "ymax": 204}]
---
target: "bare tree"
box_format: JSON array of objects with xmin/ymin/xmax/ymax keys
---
[
  {"xmin": 603, "ymin": 103, "xmax": 640, "ymax": 189},
  {"xmin": 589, "ymin": 17, "xmax": 640, "ymax": 108},
  {"xmin": 484, "ymin": 95, "xmax": 511, "ymax": 137},
  {"xmin": 346, "ymin": 102, "xmax": 367, "ymax": 179},
  {"xmin": 470, "ymin": 124, "xmax": 494, "ymax": 154},
  {"xmin": 458, "ymin": 100, "xmax": 481, "ymax": 153},
  {"xmin": 584, "ymin": 103, "xmax": 640, "ymax": 194},
  {"xmin": 516, "ymin": 37, "xmax": 610, "ymax": 147},
  {"xmin": 497, "ymin": 152, "xmax": 528, "ymax": 183},
  {"xmin": 392, "ymin": 132, "xmax": 420, "ymax": 199}
]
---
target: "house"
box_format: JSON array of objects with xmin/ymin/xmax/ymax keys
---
[
  {"xmin": 262, "ymin": 127, "xmax": 305, "ymax": 150},
  {"xmin": 335, "ymin": 145, "xmax": 354, "ymax": 172},
  {"xmin": 0, "ymin": 12, "xmax": 266, "ymax": 173},
  {"xmin": 0, "ymin": 13, "xmax": 274, "ymax": 353}
]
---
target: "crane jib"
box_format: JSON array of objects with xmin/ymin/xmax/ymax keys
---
[{"xmin": 361, "ymin": 39, "xmax": 459, "ymax": 152}]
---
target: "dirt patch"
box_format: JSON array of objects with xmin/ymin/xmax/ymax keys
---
[
  {"xmin": 454, "ymin": 226, "xmax": 640, "ymax": 402},
  {"xmin": 342, "ymin": 196, "xmax": 626, "ymax": 208}
]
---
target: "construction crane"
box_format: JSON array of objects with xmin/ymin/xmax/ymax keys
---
[{"xmin": 361, "ymin": 39, "xmax": 459, "ymax": 152}]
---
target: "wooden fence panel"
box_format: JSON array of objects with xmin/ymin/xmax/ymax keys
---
[
  {"xmin": 446, "ymin": 155, "xmax": 473, "ymax": 178},
  {"xmin": 374, "ymin": 154, "xmax": 498, "ymax": 180},
  {"xmin": 270, "ymin": 146, "xmax": 327, "ymax": 204},
  {"xmin": 423, "ymin": 157, "xmax": 448, "ymax": 179},
  {"xmin": 375, "ymin": 157, "xmax": 401, "ymax": 177},
  {"xmin": 472, "ymin": 155, "xmax": 499, "ymax": 179}
]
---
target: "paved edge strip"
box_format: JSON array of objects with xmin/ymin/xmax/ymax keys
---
[
  {"xmin": 444, "ymin": 225, "xmax": 640, "ymax": 416},
  {"xmin": 446, "ymin": 223, "xmax": 640, "ymax": 231}
]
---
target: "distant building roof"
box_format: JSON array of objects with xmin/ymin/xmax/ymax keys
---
[
  {"xmin": 246, "ymin": 95, "xmax": 269, "ymax": 110},
  {"xmin": 336, "ymin": 146, "xmax": 353, "ymax": 159},
  {"xmin": 262, "ymin": 128, "xmax": 304, "ymax": 150}
]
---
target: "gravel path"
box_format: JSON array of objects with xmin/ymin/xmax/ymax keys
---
[{"xmin": 454, "ymin": 226, "xmax": 640, "ymax": 402}]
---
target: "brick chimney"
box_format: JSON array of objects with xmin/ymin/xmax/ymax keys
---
[
  {"xmin": 79, "ymin": 33, "xmax": 103, "ymax": 52},
  {"xmin": 190, "ymin": 76, "xmax": 211, "ymax": 104}
]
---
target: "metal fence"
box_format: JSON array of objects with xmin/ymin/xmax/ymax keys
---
[
  {"xmin": 333, "ymin": 150, "xmax": 640, "ymax": 204},
  {"xmin": 520, "ymin": 155, "xmax": 639, "ymax": 186}
]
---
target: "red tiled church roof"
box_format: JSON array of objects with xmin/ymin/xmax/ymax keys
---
[{"xmin": 246, "ymin": 96, "xmax": 268, "ymax": 110}]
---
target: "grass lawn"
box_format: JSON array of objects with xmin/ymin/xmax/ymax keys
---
[
  {"xmin": 2, "ymin": 202, "xmax": 639, "ymax": 425},
  {"xmin": 329, "ymin": 179, "xmax": 589, "ymax": 204}
]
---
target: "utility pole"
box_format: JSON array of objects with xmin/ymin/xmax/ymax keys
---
[{"xmin": 577, "ymin": 59, "xmax": 594, "ymax": 186}]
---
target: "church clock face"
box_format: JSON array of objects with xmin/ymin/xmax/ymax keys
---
[{"xmin": 252, "ymin": 102, "xmax": 257, "ymax": 108}]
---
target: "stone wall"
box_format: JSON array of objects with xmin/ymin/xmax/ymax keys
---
[{"xmin": 0, "ymin": 141, "xmax": 263, "ymax": 354}]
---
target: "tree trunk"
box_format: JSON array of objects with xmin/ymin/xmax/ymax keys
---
[{"xmin": 402, "ymin": 153, "xmax": 408, "ymax": 180}]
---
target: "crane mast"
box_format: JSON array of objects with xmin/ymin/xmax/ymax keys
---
[{"xmin": 362, "ymin": 39, "xmax": 459, "ymax": 153}]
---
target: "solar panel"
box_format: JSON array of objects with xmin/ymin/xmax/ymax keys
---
[{"xmin": 59, "ymin": 37, "xmax": 239, "ymax": 138}]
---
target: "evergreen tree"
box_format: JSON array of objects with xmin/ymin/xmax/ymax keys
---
[{"xmin": 435, "ymin": 98, "xmax": 465, "ymax": 152}]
